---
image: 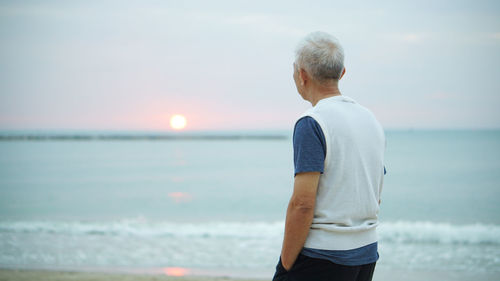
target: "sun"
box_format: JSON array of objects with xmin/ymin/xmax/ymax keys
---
[{"xmin": 170, "ymin": 114, "xmax": 187, "ymax": 130}]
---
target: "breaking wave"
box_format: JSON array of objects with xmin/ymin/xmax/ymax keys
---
[{"xmin": 1, "ymin": 219, "xmax": 499, "ymax": 245}]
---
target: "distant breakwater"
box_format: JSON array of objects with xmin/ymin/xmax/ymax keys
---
[{"xmin": 0, "ymin": 134, "xmax": 288, "ymax": 141}]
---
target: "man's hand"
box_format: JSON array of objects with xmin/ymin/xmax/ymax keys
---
[{"xmin": 280, "ymin": 171, "xmax": 321, "ymax": 271}]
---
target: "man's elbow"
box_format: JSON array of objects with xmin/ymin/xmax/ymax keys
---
[{"xmin": 289, "ymin": 197, "xmax": 316, "ymax": 213}]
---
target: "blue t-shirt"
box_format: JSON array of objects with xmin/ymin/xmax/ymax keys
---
[{"xmin": 293, "ymin": 116, "xmax": 385, "ymax": 266}]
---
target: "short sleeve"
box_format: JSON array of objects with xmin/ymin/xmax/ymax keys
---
[{"xmin": 293, "ymin": 116, "xmax": 327, "ymax": 177}]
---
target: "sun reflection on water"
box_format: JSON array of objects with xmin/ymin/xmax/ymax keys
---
[{"xmin": 163, "ymin": 267, "xmax": 189, "ymax": 276}]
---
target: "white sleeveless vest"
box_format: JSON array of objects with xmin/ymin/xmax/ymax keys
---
[{"xmin": 296, "ymin": 95, "xmax": 386, "ymax": 250}]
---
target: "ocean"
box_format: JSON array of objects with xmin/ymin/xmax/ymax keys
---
[{"xmin": 0, "ymin": 130, "xmax": 499, "ymax": 278}]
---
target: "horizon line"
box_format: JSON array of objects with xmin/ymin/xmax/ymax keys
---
[
  {"xmin": 0, "ymin": 128, "xmax": 499, "ymax": 142},
  {"xmin": 1, "ymin": 127, "xmax": 500, "ymax": 133}
]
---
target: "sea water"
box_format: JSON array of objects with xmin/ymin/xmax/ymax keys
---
[{"xmin": 0, "ymin": 130, "xmax": 499, "ymax": 277}]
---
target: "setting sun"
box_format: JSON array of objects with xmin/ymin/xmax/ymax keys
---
[{"xmin": 170, "ymin": 114, "xmax": 187, "ymax": 130}]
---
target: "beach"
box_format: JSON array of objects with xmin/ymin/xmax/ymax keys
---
[
  {"xmin": 1, "ymin": 268, "xmax": 500, "ymax": 281},
  {"xmin": 0, "ymin": 268, "xmax": 259, "ymax": 281}
]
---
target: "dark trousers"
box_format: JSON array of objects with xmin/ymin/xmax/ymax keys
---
[{"xmin": 272, "ymin": 253, "xmax": 376, "ymax": 281}]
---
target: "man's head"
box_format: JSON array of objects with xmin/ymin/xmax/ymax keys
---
[{"xmin": 293, "ymin": 32, "xmax": 346, "ymax": 102}]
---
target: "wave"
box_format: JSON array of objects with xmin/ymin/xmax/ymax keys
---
[
  {"xmin": 1, "ymin": 219, "xmax": 499, "ymax": 245},
  {"xmin": 379, "ymin": 221, "xmax": 500, "ymax": 245},
  {"xmin": 0, "ymin": 219, "xmax": 283, "ymax": 239}
]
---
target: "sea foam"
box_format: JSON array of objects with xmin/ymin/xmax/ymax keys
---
[{"xmin": 1, "ymin": 219, "xmax": 499, "ymax": 245}]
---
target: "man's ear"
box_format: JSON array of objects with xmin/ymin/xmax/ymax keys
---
[
  {"xmin": 299, "ymin": 68, "xmax": 308, "ymax": 86},
  {"xmin": 339, "ymin": 67, "xmax": 346, "ymax": 80}
]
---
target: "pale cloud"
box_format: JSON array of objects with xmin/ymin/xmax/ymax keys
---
[
  {"xmin": 400, "ymin": 32, "xmax": 430, "ymax": 43},
  {"xmin": 490, "ymin": 32, "xmax": 500, "ymax": 40},
  {"xmin": 0, "ymin": 3, "xmax": 65, "ymax": 17},
  {"xmin": 402, "ymin": 33, "xmax": 420, "ymax": 43},
  {"xmin": 224, "ymin": 14, "xmax": 305, "ymax": 37},
  {"xmin": 183, "ymin": 10, "xmax": 305, "ymax": 37},
  {"xmin": 429, "ymin": 92, "xmax": 455, "ymax": 100}
]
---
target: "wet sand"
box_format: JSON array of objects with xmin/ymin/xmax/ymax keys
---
[
  {"xmin": 1, "ymin": 268, "xmax": 498, "ymax": 281},
  {"xmin": 0, "ymin": 268, "xmax": 261, "ymax": 281}
]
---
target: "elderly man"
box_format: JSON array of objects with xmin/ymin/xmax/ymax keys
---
[{"xmin": 272, "ymin": 32, "xmax": 386, "ymax": 281}]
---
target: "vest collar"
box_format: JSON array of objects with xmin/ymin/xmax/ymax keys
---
[{"xmin": 316, "ymin": 95, "xmax": 356, "ymax": 106}]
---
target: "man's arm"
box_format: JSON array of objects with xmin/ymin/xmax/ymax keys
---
[
  {"xmin": 379, "ymin": 166, "xmax": 386, "ymax": 205},
  {"xmin": 280, "ymin": 171, "xmax": 321, "ymax": 270}
]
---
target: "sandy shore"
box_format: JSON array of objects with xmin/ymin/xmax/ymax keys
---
[
  {"xmin": 0, "ymin": 268, "xmax": 261, "ymax": 281},
  {"xmin": 1, "ymin": 268, "xmax": 499, "ymax": 281}
]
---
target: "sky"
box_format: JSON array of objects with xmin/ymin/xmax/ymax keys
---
[{"xmin": 1, "ymin": 0, "xmax": 499, "ymax": 132}]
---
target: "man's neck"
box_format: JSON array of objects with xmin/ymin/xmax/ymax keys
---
[{"xmin": 309, "ymin": 86, "xmax": 342, "ymax": 106}]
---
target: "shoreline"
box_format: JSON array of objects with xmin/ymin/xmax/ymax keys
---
[
  {"xmin": 1, "ymin": 267, "xmax": 500, "ymax": 281},
  {"xmin": 0, "ymin": 268, "xmax": 263, "ymax": 281}
]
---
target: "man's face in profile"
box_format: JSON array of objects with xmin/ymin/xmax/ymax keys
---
[{"xmin": 293, "ymin": 62, "xmax": 305, "ymax": 99}]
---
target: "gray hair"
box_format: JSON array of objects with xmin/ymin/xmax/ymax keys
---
[{"xmin": 294, "ymin": 31, "xmax": 345, "ymax": 82}]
